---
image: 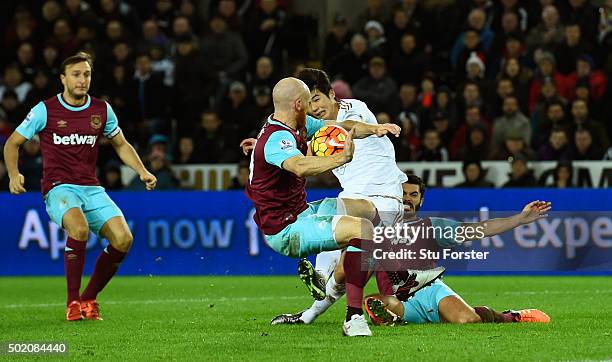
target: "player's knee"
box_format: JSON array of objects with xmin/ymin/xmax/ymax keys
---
[
  {"xmin": 69, "ymin": 225, "xmax": 90, "ymax": 241},
  {"xmin": 113, "ymin": 230, "xmax": 134, "ymax": 252},
  {"xmin": 454, "ymin": 311, "xmax": 481, "ymax": 324},
  {"xmin": 352, "ymin": 218, "xmax": 374, "ymax": 240}
]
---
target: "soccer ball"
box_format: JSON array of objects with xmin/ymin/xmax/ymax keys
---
[{"xmin": 310, "ymin": 125, "xmax": 348, "ymax": 156}]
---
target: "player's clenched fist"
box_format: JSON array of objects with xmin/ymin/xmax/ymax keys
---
[
  {"xmin": 140, "ymin": 171, "xmax": 157, "ymax": 190},
  {"xmin": 9, "ymin": 173, "xmax": 26, "ymax": 194}
]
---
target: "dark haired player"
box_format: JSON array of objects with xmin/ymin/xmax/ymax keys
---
[{"xmin": 3, "ymin": 52, "xmax": 157, "ymax": 321}]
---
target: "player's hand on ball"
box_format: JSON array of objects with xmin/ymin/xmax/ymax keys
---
[
  {"xmin": 9, "ymin": 173, "xmax": 26, "ymax": 194},
  {"xmin": 140, "ymin": 171, "xmax": 157, "ymax": 190},
  {"xmin": 240, "ymin": 138, "xmax": 256, "ymax": 155},
  {"xmin": 342, "ymin": 128, "xmax": 355, "ymax": 162},
  {"xmin": 519, "ymin": 200, "xmax": 552, "ymax": 224},
  {"xmin": 375, "ymin": 123, "xmax": 401, "ymax": 137}
]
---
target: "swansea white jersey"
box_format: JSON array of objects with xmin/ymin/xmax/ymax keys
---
[{"xmin": 333, "ymin": 99, "xmax": 407, "ymax": 199}]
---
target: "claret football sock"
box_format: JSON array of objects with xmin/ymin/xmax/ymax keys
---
[
  {"xmin": 344, "ymin": 240, "xmax": 372, "ymax": 321},
  {"xmin": 64, "ymin": 238, "xmax": 87, "ymax": 305},
  {"xmin": 473, "ymin": 306, "xmax": 515, "ymax": 323},
  {"xmin": 81, "ymin": 245, "xmax": 126, "ymax": 301}
]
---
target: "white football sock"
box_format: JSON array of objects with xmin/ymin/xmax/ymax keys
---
[
  {"xmin": 315, "ymin": 250, "xmax": 342, "ymax": 280},
  {"xmin": 300, "ymin": 274, "xmax": 346, "ymax": 324}
]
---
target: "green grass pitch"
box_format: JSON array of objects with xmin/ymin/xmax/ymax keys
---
[{"xmin": 1, "ymin": 276, "xmax": 610, "ymax": 361}]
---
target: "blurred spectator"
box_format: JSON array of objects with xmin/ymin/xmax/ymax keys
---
[
  {"xmin": 327, "ymin": 33, "xmax": 371, "ymax": 85},
  {"xmin": 201, "ymin": 14, "xmax": 248, "ymax": 81},
  {"xmin": 490, "ymin": 130, "xmax": 536, "ymax": 161},
  {"xmin": 533, "ymin": 101, "xmax": 569, "ymax": 148},
  {"xmin": 547, "ymin": 160, "xmax": 574, "ymax": 188},
  {"xmin": 323, "ymin": 15, "xmax": 353, "ymax": 69},
  {"xmin": 16, "ymin": 42, "xmax": 36, "ymax": 82},
  {"xmin": 218, "ymin": 81, "xmax": 258, "ymax": 139},
  {"xmin": 244, "ymin": 0, "xmax": 286, "ymax": 64},
  {"xmin": 196, "ymin": 110, "xmax": 239, "ymax": 163},
  {"xmin": 526, "ymin": 5, "xmax": 564, "ymax": 53},
  {"xmin": 101, "ymin": 65, "xmax": 137, "ymax": 141},
  {"xmin": 430, "ymin": 111, "xmax": 453, "ymax": 148},
  {"xmin": 454, "ymin": 123, "xmax": 490, "ymax": 161},
  {"xmin": 452, "ymin": 29, "xmax": 486, "ymax": 82},
  {"xmin": 538, "ymin": 128, "xmax": 571, "ymax": 161},
  {"xmin": 127, "ymin": 148, "xmax": 180, "ymax": 191},
  {"xmin": 364, "ymin": 20, "xmax": 387, "ymax": 57},
  {"xmin": 492, "ymin": 95, "xmax": 531, "ymax": 150},
  {"xmin": 376, "ymin": 112, "xmax": 391, "ymax": 124},
  {"xmin": 52, "ymin": 18, "xmax": 79, "ymax": 60},
  {"xmin": 148, "ymin": 44, "xmax": 174, "ymax": 87},
  {"xmin": 454, "ymin": 160, "xmax": 494, "ymax": 188},
  {"xmin": 490, "ymin": 77, "xmax": 515, "ymax": 118},
  {"xmin": 331, "ymin": 80, "xmax": 352, "ymax": 100},
  {"xmin": 99, "ymin": 0, "xmax": 141, "ymax": 38},
  {"xmin": 229, "ymin": 160, "xmax": 250, "ymax": 189},
  {"xmin": 139, "ymin": 19, "xmax": 168, "ymax": 51},
  {"xmin": 23, "ymin": 70, "xmax": 56, "ymax": 110},
  {"xmin": 395, "ymin": 83, "xmax": 420, "ymax": 124},
  {"xmin": 173, "ymin": 35, "xmax": 216, "ymax": 132},
  {"xmin": 133, "ymin": 53, "xmax": 170, "ymax": 136},
  {"xmin": 355, "ymin": 0, "xmax": 390, "ymax": 32},
  {"xmin": 393, "ymin": 111, "xmax": 420, "ymax": 161},
  {"xmin": 0, "ymin": 65, "xmax": 31, "ymax": 103},
  {"xmin": 416, "ymin": 129, "xmax": 449, "ymax": 162},
  {"xmin": 432, "ymin": 85, "xmax": 455, "ymax": 124},
  {"xmin": 252, "ymin": 85, "xmax": 273, "ymax": 127},
  {"xmin": 41, "ymin": 45, "xmax": 61, "ymax": 85},
  {"xmin": 101, "ymin": 160, "xmax": 124, "ymax": 191},
  {"xmin": 569, "ymin": 127, "xmax": 604, "ymax": 160},
  {"xmin": 248, "ymin": 56, "xmax": 278, "ymax": 91},
  {"xmin": 352, "ymin": 57, "xmax": 398, "ymax": 115},
  {"xmin": 565, "ymin": 55, "xmax": 607, "ymax": 101},
  {"xmin": 20, "ymin": 136, "xmax": 42, "ymax": 190},
  {"xmin": 568, "ymin": 99, "xmax": 609, "ymax": 151},
  {"xmin": 554, "ymin": 23, "xmax": 591, "ymax": 75},
  {"xmin": 177, "ymin": 0, "xmax": 204, "ymax": 36},
  {"xmin": 389, "ymin": 33, "xmax": 427, "ymax": 87},
  {"xmin": 216, "ymin": 0, "xmax": 243, "ymax": 32},
  {"xmin": 1, "ymin": 90, "xmax": 26, "ymax": 125},
  {"xmin": 490, "ymin": 11, "xmax": 522, "ymax": 63},
  {"xmin": 386, "ymin": 7, "xmax": 423, "ymax": 53},
  {"xmin": 491, "ymin": 0, "xmax": 528, "ymax": 34},
  {"xmin": 528, "ymin": 52, "xmax": 569, "ymax": 112},
  {"xmin": 499, "ymin": 57, "xmax": 531, "ymax": 113},
  {"xmin": 450, "ymin": 105, "xmax": 492, "ymax": 158},
  {"xmin": 40, "ymin": 1, "xmax": 63, "ymax": 37},
  {"xmin": 175, "ymin": 136, "xmax": 201, "ymax": 164},
  {"xmin": 456, "ymin": 81, "xmax": 485, "ymax": 121},
  {"xmin": 503, "ymin": 155, "xmax": 537, "ymax": 187},
  {"xmin": 561, "ymin": 0, "xmax": 599, "ymax": 46},
  {"xmin": 452, "ymin": 9, "xmax": 494, "ymax": 64}
]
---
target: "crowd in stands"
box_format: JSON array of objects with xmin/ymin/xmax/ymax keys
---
[{"xmin": 0, "ymin": 0, "xmax": 611, "ymax": 190}]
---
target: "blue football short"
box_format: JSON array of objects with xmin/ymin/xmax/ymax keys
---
[
  {"xmin": 402, "ymin": 279, "xmax": 458, "ymax": 324},
  {"xmin": 45, "ymin": 184, "xmax": 124, "ymax": 235},
  {"xmin": 265, "ymin": 198, "xmax": 342, "ymax": 258}
]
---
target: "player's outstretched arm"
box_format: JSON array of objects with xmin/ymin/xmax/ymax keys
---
[
  {"xmin": 282, "ymin": 129, "xmax": 355, "ymax": 177},
  {"xmin": 3, "ymin": 132, "xmax": 28, "ymax": 194},
  {"xmin": 330, "ymin": 120, "xmax": 401, "ymax": 139},
  {"xmin": 461, "ymin": 201, "xmax": 552, "ymax": 240},
  {"xmin": 109, "ymin": 131, "xmax": 157, "ymax": 190}
]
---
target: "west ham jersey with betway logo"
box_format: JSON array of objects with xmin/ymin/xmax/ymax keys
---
[
  {"xmin": 246, "ymin": 116, "xmax": 324, "ymax": 235},
  {"xmin": 15, "ymin": 94, "xmax": 120, "ymax": 196}
]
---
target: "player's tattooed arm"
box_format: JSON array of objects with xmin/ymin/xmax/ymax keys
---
[
  {"xmin": 109, "ymin": 131, "xmax": 157, "ymax": 190},
  {"xmin": 331, "ymin": 120, "xmax": 401, "ymax": 139},
  {"xmin": 3, "ymin": 132, "xmax": 28, "ymax": 194},
  {"xmin": 282, "ymin": 129, "xmax": 355, "ymax": 177},
  {"xmin": 458, "ymin": 201, "xmax": 552, "ymax": 241}
]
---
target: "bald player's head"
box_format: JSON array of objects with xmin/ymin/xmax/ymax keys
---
[{"xmin": 272, "ymin": 77, "xmax": 310, "ymax": 113}]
